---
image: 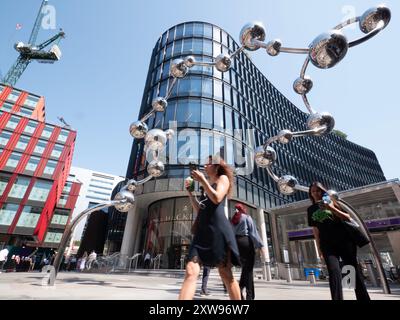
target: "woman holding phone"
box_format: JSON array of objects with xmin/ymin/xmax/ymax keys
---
[
  {"xmin": 308, "ymin": 181, "xmax": 370, "ymax": 300},
  {"xmin": 179, "ymin": 156, "xmax": 241, "ymax": 300}
]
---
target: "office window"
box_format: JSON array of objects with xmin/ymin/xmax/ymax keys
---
[
  {"xmin": 7, "ymin": 90, "xmax": 20, "ymax": 102},
  {"xmin": 213, "ymin": 79, "xmax": 223, "ymax": 101},
  {"xmin": 193, "ymin": 23, "xmax": 203, "ymax": 36},
  {"xmin": 2, "ymin": 101, "xmax": 13, "ymax": 112},
  {"xmin": 43, "ymin": 159, "xmax": 58, "ymax": 175},
  {"xmin": 201, "ymin": 100, "xmax": 213, "ymax": 126},
  {"xmin": 57, "ymin": 129, "xmax": 69, "ymax": 143},
  {"xmin": 213, "ymin": 26, "xmax": 221, "ymax": 42},
  {"xmin": 0, "ymin": 203, "xmax": 19, "ymax": 226},
  {"xmin": 214, "ymin": 103, "xmax": 224, "ymax": 130},
  {"xmin": 33, "ymin": 140, "xmax": 47, "ymax": 154},
  {"xmin": 175, "ymin": 24, "xmax": 184, "ymax": 38},
  {"xmin": 6, "ymin": 116, "xmax": 20, "ymax": 130},
  {"xmin": 8, "ymin": 176, "xmax": 30, "ymax": 199},
  {"xmin": 165, "ymin": 101, "xmax": 176, "ymax": 124},
  {"xmin": 17, "ymin": 107, "xmax": 33, "ymax": 117},
  {"xmin": 200, "ymin": 131, "xmax": 214, "ymax": 164},
  {"xmin": 41, "ymin": 125, "xmax": 53, "ymax": 139},
  {"xmin": 0, "ymin": 174, "xmax": 11, "ymax": 196},
  {"xmin": 204, "ymin": 24, "xmax": 212, "ymax": 38},
  {"xmin": 15, "ymin": 135, "xmax": 30, "ymax": 151},
  {"xmin": 25, "ymin": 155, "xmax": 41, "ymax": 172},
  {"xmin": 51, "ymin": 144, "xmax": 64, "ymax": 158},
  {"xmin": 192, "ymin": 38, "xmax": 203, "ymax": 54},
  {"xmin": 23, "ymin": 120, "xmax": 38, "ymax": 134},
  {"xmin": 184, "ymin": 22, "xmax": 194, "ymax": 37},
  {"xmin": 182, "ymin": 38, "xmax": 193, "ymax": 54},
  {"xmin": 203, "ymin": 39, "xmax": 213, "ymax": 56},
  {"xmin": 16, "ymin": 206, "xmax": 42, "ymax": 228},
  {"xmin": 28, "ymin": 180, "xmax": 52, "ymax": 202},
  {"xmin": 225, "ymin": 107, "xmax": 233, "ymax": 132},
  {"xmin": 24, "ymin": 95, "xmax": 40, "ymax": 108},
  {"xmin": 202, "ymin": 77, "xmax": 213, "ymax": 98},
  {"xmin": 165, "ymin": 43, "xmax": 173, "ymax": 60},
  {"xmin": 5, "ymin": 152, "xmax": 22, "ymax": 169},
  {"xmin": 173, "ymin": 40, "xmax": 182, "ymax": 56},
  {"xmin": 0, "ymin": 131, "xmax": 12, "ymax": 147}
]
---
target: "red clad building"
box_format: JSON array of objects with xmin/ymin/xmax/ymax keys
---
[{"xmin": 0, "ymin": 83, "xmax": 81, "ymax": 248}]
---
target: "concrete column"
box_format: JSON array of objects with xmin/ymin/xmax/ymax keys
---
[
  {"xmin": 257, "ymin": 207, "xmax": 272, "ymax": 281},
  {"xmin": 387, "ymin": 231, "xmax": 400, "ymax": 266},
  {"xmin": 120, "ymin": 203, "xmax": 139, "ymax": 268}
]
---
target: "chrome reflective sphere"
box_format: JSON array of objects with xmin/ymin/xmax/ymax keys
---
[
  {"xmin": 309, "ymin": 30, "xmax": 348, "ymax": 69},
  {"xmin": 114, "ymin": 190, "xmax": 135, "ymax": 212},
  {"xmin": 124, "ymin": 179, "xmax": 138, "ymax": 192},
  {"xmin": 129, "ymin": 121, "xmax": 148, "ymax": 139},
  {"xmin": 239, "ymin": 22, "xmax": 266, "ymax": 51},
  {"xmin": 307, "ymin": 112, "xmax": 335, "ymax": 135},
  {"xmin": 184, "ymin": 56, "xmax": 196, "ymax": 68},
  {"xmin": 170, "ymin": 59, "xmax": 188, "ymax": 78},
  {"xmin": 327, "ymin": 189, "xmax": 339, "ymax": 201},
  {"xmin": 277, "ymin": 130, "xmax": 293, "ymax": 144},
  {"xmin": 147, "ymin": 160, "xmax": 165, "ymax": 178},
  {"xmin": 266, "ymin": 39, "xmax": 282, "ymax": 56},
  {"xmin": 359, "ymin": 5, "xmax": 391, "ymax": 34},
  {"xmin": 165, "ymin": 129, "xmax": 175, "ymax": 139},
  {"xmin": 215, "ymin": 53, "xmax": 232, "ymax": 72},
  {"xmin": 254, "ymin": 146, "xmax": 277, "ymax": 168},
  {"xmin": 144, "ymin": 128, "xmax": 167, "ymax": 151},
  {"xmin": 293, "ymin": 76, "xmax": 313, "ymax": 95},
  {"xmin": 152, "ymin": 97, "xmax": 168, "ymax": 112},
  {"xmin": 277, "ymin": 175, "xmax": 298, "ymax": 195}
]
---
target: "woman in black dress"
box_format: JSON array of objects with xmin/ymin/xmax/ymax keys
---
[
  {"xmin": 178, "ymin": 156, "xmax": 241, "ymax": 300},
  {"xmin": 308, "ymin": 181, "xmax": 370, "ymax": 300}
]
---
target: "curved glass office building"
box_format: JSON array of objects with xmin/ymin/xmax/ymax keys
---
[{"xmin": 109, "ymin": 22, "xmax": 386, "ymax": 268}]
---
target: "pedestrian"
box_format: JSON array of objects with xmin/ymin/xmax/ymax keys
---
[
  {"xmin": 200, "ymin": 265, "xmax": 211, "ymax": 296},
  {"xmin": 144, "ymin": 252, "xmax": 151, "ymax": 269},
  {"xmin": 80, "ymin": 252, "xmax": 88, "ymax": 272},
  {"xmin": 231, "ymin": 203, "xmax": 266, "ymax": 300},
  {"xmin": 87, "ymin": 250, "xmax": 97, "ymax": 269},
  {"xmin": 179, "ymin": 155, "xmax": 241, "ymax": 300},
  {"xmin": 308, "ymin": 181, "xmax": 370, "ymax": 300},
  {"xmin": 0, "ymin": 247, "xmax": 9, "ymax": 273}
]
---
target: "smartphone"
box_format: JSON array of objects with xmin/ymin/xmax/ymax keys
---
[{"xmin": 189, "ymin": 162, "xmax": 198, "ymax": 172}]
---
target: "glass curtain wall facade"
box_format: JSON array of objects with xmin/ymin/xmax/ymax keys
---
[{"xmin": 121, "ymin": 22, "xmax": 386, "ymax": 267}]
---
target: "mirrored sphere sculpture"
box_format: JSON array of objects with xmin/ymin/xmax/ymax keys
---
[
  {"xmin": 170, "ymin": 58, "xmax": 188, "ymax": 78},
  {"xmin": 152, "ymin": 97, "xmax": 168, "ymax": 112},
  {"xmin": 307, "ymin": 112, "xmax": 335, "ymax": 135},
  {"xmin": 277, "ymin": 175, "xmax": 298, "ymax": 195},
  {"xmin": 129, "ymin": 120, "xmax": 148, "ymax": 139},
  {"xmin": 277, "ymin": 130, "xmax": 293, "ymax": 144},
  {"xmin": 184, "ymin": 55, "xmax": 196, "ymax": 68},
  {"xmin": 144, "ymin": 129, "xmax": 168, "ymax": 151},
  {"xmin": 254, "ymin": 146, "xmax": 277, "ymax": 168},
  {"xmin": 215, "ymin": 53, "xmax": 232, "ymax": 72},
  {"xmin": 239, "ymin": 22, "xmax": 266, "ymax": 51},
  {"xmin": 327, "ymin": 189, "xmax": 339, "ymax": 201},
  {"xmin": 309, "ymin": 30, "xmax": 348, "ymax": 69},
  {"xmin": 147, "ymin": 160, "xmax": 165, "ymax": 178},
  {"xmin": 359, "ymin": 4, "xmax": 391, "ymax": 34},
  {"xmin": 124, "ymin": 179, "xmax": 138, "ymax": 192},
  {"xmin": 114, "ymin": 190, "xmax": 135, "ymax": 212},
  {"xmin": 293, "ymin": 76, "xmax": 313, "ymax": 95},
  {"xmin": 266, "ymin": 39, "xmax": 282, "ymax": 56}
]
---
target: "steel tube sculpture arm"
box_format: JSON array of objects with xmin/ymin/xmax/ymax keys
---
[
  {"xmin": 338, "ymin": 199, "xmax": 391, "ymax": 294},
  {"xmin": 52, "ymin": 200, "xmax": 125, "ymax": 278}
]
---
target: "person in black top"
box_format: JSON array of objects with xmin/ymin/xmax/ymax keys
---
[
  {"xmin": 178, "ymin": 156, "xmax": 241, "ymax": 300},
  {"xmin": 231, "ymin": 203, "xmax": 266, "ymax": 300},
  {"xmin": 308, "ymin": 181, "xmax": 370, "ymax": 300}
]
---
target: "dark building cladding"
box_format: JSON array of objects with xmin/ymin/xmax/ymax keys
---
[{"xmin": 105, "ymin": 21, "xmax": 386, "ymax": 259}]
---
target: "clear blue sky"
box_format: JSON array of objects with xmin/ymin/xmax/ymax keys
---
[{"xmin": 1, "ymin": 0, "xmax": 398, "ymax": 180}]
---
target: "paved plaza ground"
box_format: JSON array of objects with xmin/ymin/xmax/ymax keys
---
[{"xmin": 0, "ymin": 270, "xmax": 399, "ymax": 300}]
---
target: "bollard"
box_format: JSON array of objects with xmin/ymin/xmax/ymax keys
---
[
  {"xmin": 365, "ymin": 260, "xmax": 379, "ymax": 287},
  {"xmin": 308, "ymin": 270, "xmax": 316, "ymax": 285},
  {"xmin": 285, "ymin": 263, "xmax": 292, "ymax": 283}
]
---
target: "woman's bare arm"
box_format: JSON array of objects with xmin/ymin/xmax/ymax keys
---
[{"xmin": 201, "ymin": 175, "xmax": 229, "ymax": 205}]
